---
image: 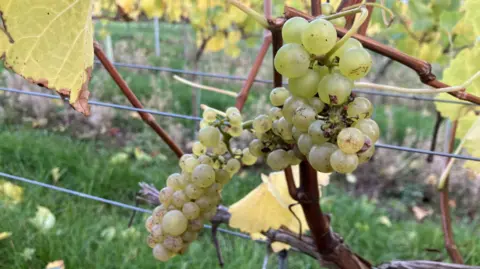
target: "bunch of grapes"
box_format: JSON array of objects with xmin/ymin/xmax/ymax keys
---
[{"xmin": 145, "ymin": 107, "xmax": 258, "ymax": 261}]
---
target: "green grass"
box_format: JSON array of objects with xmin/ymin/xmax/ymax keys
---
[{"xmin": 1, "ymin": 128, "xmax": 479, "ymax": 268}]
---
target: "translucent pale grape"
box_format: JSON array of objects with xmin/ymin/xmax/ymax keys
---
[
  {"xmin": 308, "ymin": 143, "xmax": 337, "ymax": 173},
  {"xmin": 330, "ymin": 149, "xmax": 359, "ymax": 173},
  {"xmin": 241, "ymin": 148, "xmax": 257, "ymax": 166},
  {"xmin": 358, "ymin": 145, "xmax": 375, "ymax": 163},
  {"xmin": 202, "ymin": 108, "xmax": 217, "ymax": 123},
  {"xmin": 182, "ymin": 202, "xmax": 200, "ymax": 220},
  {"xmin": 282, "ymin": 96, "xmax": 307, "ymax": 123},
  {"xmin": 282, "ymin": 17, "xmax": 309, "ymax": 44},
  {"xmin": 289, "ymin": 69, "xmax": 323, "ymax": 98},
  {"xmin": 301, "ymin": 18, "xmax": 337, "ymax": 55},
  {"xmin": 347, "ymin": 97, "xmax": 373, "ymax": 120},
  {"xmin": 192, "ymin": 141, "xmax": 206, "ymax": 156},
  {"xmin": 225, "ymin": 159, "xmax": 241, "ymax": 175},
  {"xmin": 198, "ymin": 126, "xmax": 220, "ymax": 147},
  {"xmin": 274, "ymin": 43, "xmax": 310, "ymax": 78},
  {"xmin": 253, "ymin": 114, "xmax": 273, "ymax": 134},
  {"xmin": 308, "ymin": 120, "xmax": 328, "ymax": 144},
  {"xmin": 162, "ymin": 210, "xmax": 188, "ymax": 236},
  {"xmin": 266, "ymin": 149, "xmax": 290, "ymax": 171},
  {"xmin": 328, "ymin": 38, "xmax": 362, "ymax": 63},
  {"xmin": 339, "ymin": 48, "xmax": 373, "ymax": 80},
  {"xmin": 163, "ymin": 235, "xmax": 183, "ymax": 252},
  {"xmin": 353, "ymin": 119, "xmax": 380, "ymax": 143},
  {"xmin": 158, "ymin": 186, "xmax": 174, "ymax": 206},
  {"xmin": 298, "ymin": 134, "xmax": 313, "ymax": 155},
  {"xmin": 153, "ymin": 244, "xmax": 171, "ymax": 261},
  {"xmin": 192, "ymin": 164, "xmax": 215, "ymax": 188},
  {"xmin": 318, "ymin": 72, "xmax": 353, "ymax": 105},
  {"xmin": 309, "ymin": 97, "xmax": 326, "ymax": 113},
  {"xmin": 185, "ymin": 184, "xmax": 204, "ymax": 200},
  {"xmin": 293, "ymin": 106, "xmax": 317, "ymax": 132},
  {"xmin": 248, "ymin": 139, "xmax": 264, "ymax": 157},
  {"xmin": 337, "ymin": 127, "xmax": 365, "ymax": 154}
]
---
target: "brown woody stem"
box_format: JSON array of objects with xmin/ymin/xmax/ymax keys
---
[{"xmin": 93, "ymin": 42, "xmax": 184, "ymax": 158}]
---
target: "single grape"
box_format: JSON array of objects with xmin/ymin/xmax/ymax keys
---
[
  {"xmin": 275, "ymin": 117, "xmax": 295, "ymax": 141},
  {"xmin": 158, "ymin": 186, "xmax": 175, "ymax": 206},
  {"xmin": 163, "ymin": 235, "xmax": 183, "ymax": 252},
  {"xmin": 308, "ymin": 120, "xmax": 328, "ymax": 144},
  {"xmin": 309, "ymin": 97, "xmax": 326, "ymax": 113},
  {"xmin": 313, "ymin": 64, "xmax": 330, "ymax": 77},
  {"xmin": 147, "ymin": 234, "xmax": 159, "ymax": 248},
  {"xmin": 308, "ymin": 143, "xmax": 338, "ymax": 172},
  {"xmin": 297, "ymin": 134, "xmax": 313, "ymax": 155},
  {"xmin": 274, "ymin": 43, "xmax": 310, "ymax": 78},
  {"xmin": 352, "ymin": 119, "xmax": 380, "ymax": 143},
  {"xmin": 153, "ymin": 243, "xmax": 171, "ymax": 261},
  {"xmin": 337, "ymin": 127, "xmax": 365, "ymax": 154},
  {"xmin": 347, "ymin": 97, "xmax": 373, "ymax": 120},
  {"xmin": 162, "ymin": 210, "xmax": 188, "ymax": 236},
  {"xmin": 152, "ymin": 204, "xmax": 168, "ymax": 224},
  {"xmin": 151, "ymin": 224, "xmax": 164, "ymax": 240},
  {"xmin": 189, "ymin": 219, "xmax": 204, "ymax": 232},
  {"xmin": 253, "ymin": 114, "xmax": 273, "ymax": 134},
  {"xmin": 166, "ymin": 173, "xmax": 182, "ymax": 190},
  {"xmin": 192, "ymin": 164, "xmax": 215, "ymax": 188},
  {"xmin": 202, "ymin": 108, "xmax": 217, "ymax": 123},
  {"xmin": 339, "ymin": 47, "xmax": 372, "ymax": 80},
  {"xmin": 328, "ymin": 38, "xmax": 362, "ymax": 63},
  {"xmin": 249, "ymin": 139, "xmax": 265, "ymax": 157},
  {"xmin": 145, "ymin": 216, "xmax": 154, "ymax": 233},
  {"xmin": 184, "ymin": 157, "xmax": 200, "ymax": 173},
  {"xmin": 269, "ymin": 87, "xmax": 290, "ymax": 107},
  {"xmin": 282, "ymin": 17, "xmax": 309, "ymax": 44},
  {"xmin": 198, "ymin": 126, "xmax": 221, "ymax": 148},
  {"xmin": 301, "ymin": 18, "xmax": 337, "ymax": 55},
  {"xmin": 185, "ymin": 184, "xmax": 204, "ymax": 200},
  {"xmin": 269, "ymin": 107, "xmax": 283, "ymax": 121},
  {"xmin": 225, "ymin": 159, "xmax": 241, "ymax": 175},
  {"xmin": 212, "ymin": 141, "xmax": 228, "ymax": 155},
  {"xmin": 182, "ymin": 202, "xmax": 200, "ymax": 220},
  {"xmin": 179, "ymin": 154, "xmax": 194, "ymax": 171},
  {"xmin": 199, "ymin": 120, "xmax": 209, "ymax": 129},
  {"xmin": 292, "ymin": 126, "xmax": 303, "ymax": 141},
  {"xmin": 331, "ymin": 16, "xmax": 346, "ymax": 27},
  {"xmin": 330, "ymin": 149, "xmax": 359, "ymax": 173},
  {"xmin": 182, "ymin": 230, "xmax": 198, "ymax": 243},
  {"xmin": 198, "ymin": 155, "xmax": 214, "ymax": 166},
  {"xmin": 215, "ymin": 169, "xmax": 231, "ymax": 186},
  {"xmin": 358, "ymin": 145, "xmax": 375, "ymax": 163},
  {"xmin": 266, "ymin": 149, "xmax": 290, "ymax": 171},
  {"xmin": 195, "ymin": 196, "xmax": 213, "ymax": 210},
  {"xmin": 228, "ymin": 111, "xmax": 243, "ymax": 126},
  {"xmin": 282, "ymin": 95, "xmax": 307, "ymax": 123},
  {"xmin": 202, "ymin": 206, "xmax": 218, "ymax": 221},
  {"xmin": 172, "ymin": 190, "xmax": 188, "ymax": 208},
  {"xmin": 318, "ymin": 72, "xmax": 353, "ymax": 105},
  {"xmin": 241, "ymin": 148, "xmax": 257, "ymax": 166},
  {"xmin": 228, "ymin": 125, "xmax": 243, "ymax": 137},
  {"xmin": 293, "ymin": 106, "xmax": 317, "ymax": 132},
  {"xmin": 205, "ymin": 182, "xmax": 220, "ymax": 196},
  {"xmin": 289, "ymin": 69, "xmax": 323, "ymax": 98},
  {"xmin": 192, "ymin": 141, "xmax": 206, "ymax": 156},
  {"xmin": 288, "ymin": 149, "xmax": 302, "ymax": 165}
]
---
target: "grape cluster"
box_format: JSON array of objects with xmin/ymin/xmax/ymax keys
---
[
  {"xmin": 145, "ymin": 107, "xmax": 258, "ymax": 261},
  {"xmin": 256, "ymin": 15, "xmax": 380, "ymax": 174}
]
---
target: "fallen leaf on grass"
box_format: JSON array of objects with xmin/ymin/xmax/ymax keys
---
[
  {"xmin": 0, "ymin": 232, "xmax": 12, "ymax": 240},
  {"xmin": 0, "ymin": 180, "xmax": 24, "ymax": 204},
  {"xmin": 21, "ymin": 248, "xmax": 36, "ymax": 261},
  {"xmin": 29, "ymin": 206, "xmax": 56, "ymax": 232},
  {"xmin": 412, "ymin": 206, "xmax": 433, "ymax": 222},
  {"xmin": 378, "ymin": 216, "xmax": 392, "ymax": 227},
  {"xmin": 46, "ymin": 260, "xmax": 65, "ymax": 269}
]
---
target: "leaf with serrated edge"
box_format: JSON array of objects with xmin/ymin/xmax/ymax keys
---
[{"xmin": 0, "ymin": 0, "xmax": 94, "ymax": 115}]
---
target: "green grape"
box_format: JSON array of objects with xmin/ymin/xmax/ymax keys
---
[
  {"xmin": 313, "ymin": 64, "xmax": 330, "ymax": 77},
  {"xmin": 182, "ymin": 202, "xmax": 200, "ymax": 220},
  {"xmin": 309, "ymin": 96, "xmax": 326, "ymax": 113},
  {"xmin": 272, "ymin": 117, "xmax": 294, "ymax": 140},
  {"xmin": 301, "ymin": 18, "xmax": 337, "ymax": 55},
  {"xmin": 189, "ymin": 219, "xmax": 204, "ymax": 232},
  {"xmin": 198, "ymin": 155, "xmax": 214, "ymax": 166},
  {"xmin": 184, "ymin": 157, "xmax": 200, "ymax": 173},
  {"xmin": 152, "ymin": 204, "xmax": 168, "ymax": 224},
  {"xmin": 330, "ymin": 149, "xmax": 359, "ymax": 173},
  {"xmin": 282, "ymin": 17, "xmax": 309, "ymax": 44},
  {"xmin": 288, "ymin": 149, "xmax": 302, "ymax": 165},
  {"xmin": 266, "ymin": 149, "xmax": 290, "ymax": 171},
  {"xmin": 339, "ymin": 47, "xmax": 372, "ymax": 80},
  {"xmin": 151, "ymin": 224, "xmax": 164, "ymax": 240},
  {"xmin": 282, "ymin": 95, "xmax": 307, "ymax": 123},
  {"xmin": 228, "ymin": 125, "xmax": 243, "ymax": 137},
  {"xmin": 274, "ymin": 43, "xmax": 310, "ymax": 78},
  {"xmin": 198, "ymin": 126, "xmax": 221, "ymax": 148},
  {"xmin": 358, "ymin": 145, "xmax": 375, "ymax": 163},
  {"xmin": 308, "ymin": 143, "xmax": 337, "ymax": 172},
  {"xmin": 163, "ymin": 235, "xmax": 183, "ymax": 252},
  {"xmin": 241, "ymin": 148, "xmax": 257, "ymax": 166},
  {"xmin": 298, "ymin": 134, "xmax": 313, "ymax": 155},
  {"xmin": 212, "ymin": 141, "xmax": 228, "ymax": 155},
  {"xmin": 347, "ymin": 97, "xmax": 373, "ymax": 120},
  {"xmin": 331, "ymin": 16, "xmax": 346, "ymax": 27},
  {"xmin": 253, "ymin": 114, "xmax": 273, "ymax": 134},
  {"xmin": 308, "ymin": 120, "xmax": 328, "ymax": 144},
  {"xmin": 166, "ymin": 173, "xmax": 182, "ymax": 190},
  {"xmin": 147, "ymin": 234, "xmax": 159, "ymax": 248},
  {"xmin": 228, "ymin": 111, "xmax": 243, "ymax": 126},
  {"xmin": 293, "ymin": 106, "xmax": 317, "ymax": 132},
  {"xmin": 195, "ymin": 195, "xmax": 213, "ymax": 210},
  {"xmin": 192, "ymin": 164, "xmax": 215, "ymax": 188},
  {"xmin": 337, "ymin": 127, "xmax": 365, "ymax": 154},
  {"xmin": 159, "ymin": 186, "xmax": 175, "ymax": 206},
  {"xmin": 328, "ymin": 38, "xmax": 362, "ymax": 63},
  {"xmin": 352, "ymin": 118, "xmax": 380, "ymax": 143},
  {"xmin": 145, "ymin": 216, "xmax": 154, "ymax": 233},
  {"xmin": 269, "ymin": 107, "xmax": 283, "ymax": 121},
  {"xmin": 192, "ymin": 141, "xmax": 206, "ymax": 156},
  {"xmin": 182, "ymin": 230, "xmax": 198, "ymax": 243},
  {"xmin": 318, "ymin": 72, "xmax": 353, "ymax": 105},
  {"xmin": 202, "ymin": 108, "xmax": 217, "ymax": 123},
  {"xmin": 249, "ymin": 139, "xmax": 265, "ymax": 157},
  {"xmin": 226, "ymin": 107, "xmax": 240, "ymax": 116},
  {"xmin": 199, "ymin": 120, "xmax": 209, "ymax": 129},
  {"xmin": 215, "ymin": 169, "xmax": 231, "ymax": 186},
  {"xmin": 185, "ymin": 184, "xmax": 204, "ymax": 200},
  {"xmin": 269, "ymin": 87, "xmax": 290, "ymax": 106},
  {"xmin": 292, "ymin": 126, "xmax": 303, "ymax": 141},
  {"xmin": 162, "ymin": 210, "xmax": 188, "ymax": 236},
  {"xmin": 321, "ymin": 2, "xmax": 334, "ymax": 15},
  {"xmin": 289, "ymin": 69, "xmax": 323, "ymax": 98},
  {"xmin": 225, "ymin": 159, "xmax": 241, "ymax": 175},
  {"xmin": 179, "ymin": 154, "xmax": 194, "ymax": 171},
  {"xmin": 153, "ymin": 243, "xmax": 172, "ymax": 261},
  {"xmin": 205, "ymin": 183, "xmax": 220, "ymax": 197},
  {"xmin": 172, "ymin": 190, "xmax": 188, "ymax": 208},
  {"xmin": 202, "ymin": 206, "xmax": 218, "ymax": 221}
]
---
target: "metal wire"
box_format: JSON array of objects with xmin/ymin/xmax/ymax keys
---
[
  {"xmin": 1, "ymin": 86, "xmax": 479, "ymax": 162},
  {"xmin": 0, "ymin": 87, "xmax": 201, "ymax": 121},
  {"xmin": 95, "ymin": 61, "xmax": 478, "ymax": 106}
]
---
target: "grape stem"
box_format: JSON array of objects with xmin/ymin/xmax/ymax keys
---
[
  {"xmin": 242, "ymin": 120, "xmax": 253, "ymax": 130},
  {"xmin": 340, "ymin": 1, "xmax": 394, "ymax": 27},
  {"xmin": 173, "ymin": 75, "xmax": 238, "ymax": 98},
  {"xmin": 200, "ymin": 104, "xmax": 227, "ymax": 117},
  {"xmin": 320, "ymin": 6, "xmax": 362, "ymax": 21},
  {"xmin": 227, "ymin": 0, "xmax": 269, "ymax": 29},
  {"xmin": 355, "ymin": 71, "xmax": 480, "ymax": 94},
  {"xmin": 325, "ymin": 6, "xmax": 369, "ymax": 61}
]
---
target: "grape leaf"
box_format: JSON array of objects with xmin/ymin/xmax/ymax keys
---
[
  {"xmin": 0, "ymin": 180, "xmax": 24, "ymax": 204},
  {"xmin": 0, "ymin": 0, "xmax": 94, "ymax": 115},
  {"xmin": 0, "ymin": 232, "xmax": 12, "ymax": 240},
  {"xmin": 29, "ymin": 206, "xmax": 56, "ymax": 232},
  {"xmin": 464, "ymin": 0, "xmax": 480, "ymax": 36}
]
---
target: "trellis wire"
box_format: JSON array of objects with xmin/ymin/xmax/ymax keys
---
[
  {"xmin": 1, "ymin": 86, "xmax": 479, "ymax": 163},
  {"xmin": 93, "ymin": 60, "xmax": 478, "ymax": 106}
]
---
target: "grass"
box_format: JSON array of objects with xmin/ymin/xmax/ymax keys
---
[{"xmin": 1, "ymin": 128, "xmax": 479, "ymax": 268}]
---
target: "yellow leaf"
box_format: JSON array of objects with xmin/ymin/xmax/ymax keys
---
[
  {"xmin": 0, "ymin": 180, "xmax": 24, "ymax": 204},
  {"xmin": 29, "ymin": 206, "xmax": 56, "ymax": 232},
  {"xmin": 0, "ymin": 232, "xmax": 12, "ymax": 240},
  {"xmin": 227, "ymin": 31, "xmax": 242, "ymax": 44},
  {"xmin": 0, "ymin": 0, "xmax": 94, "ymax": 115},
  {"xmin": 225, "ymin": 45, "xmax": 241, "ymax": 58},
  {"xmin": 50, "ymin": 167, "xmax": 63, "ymax": 184},
  {"xmin": 457, "ymin": 112, "xmax": 480, "ymax": 173},
  {"xmin": 140, "ymin": 0, "xmax": 164, "ymax": 18},
  {"xmin": 205, "ymin": 33, "xmax": 225, "ymax": 52},
  {"xmin": 46, "ymin": 260, "xmax": 65, "ymax": 269},
  {"xmin": 464, "ymin": 0, "xmax": 480, "ymax": 37},
  {"xmin": 378, "ymin": 216, "xmax": 392, "ymax": 227}
]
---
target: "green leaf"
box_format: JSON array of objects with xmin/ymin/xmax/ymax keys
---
[
  {"xmin": 465, "ymin": 0, "xmax": 480, "ymax": 36},
  {"xmin": 439, "ymin": 11, "xmax": 461, "ymax": 32}
]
